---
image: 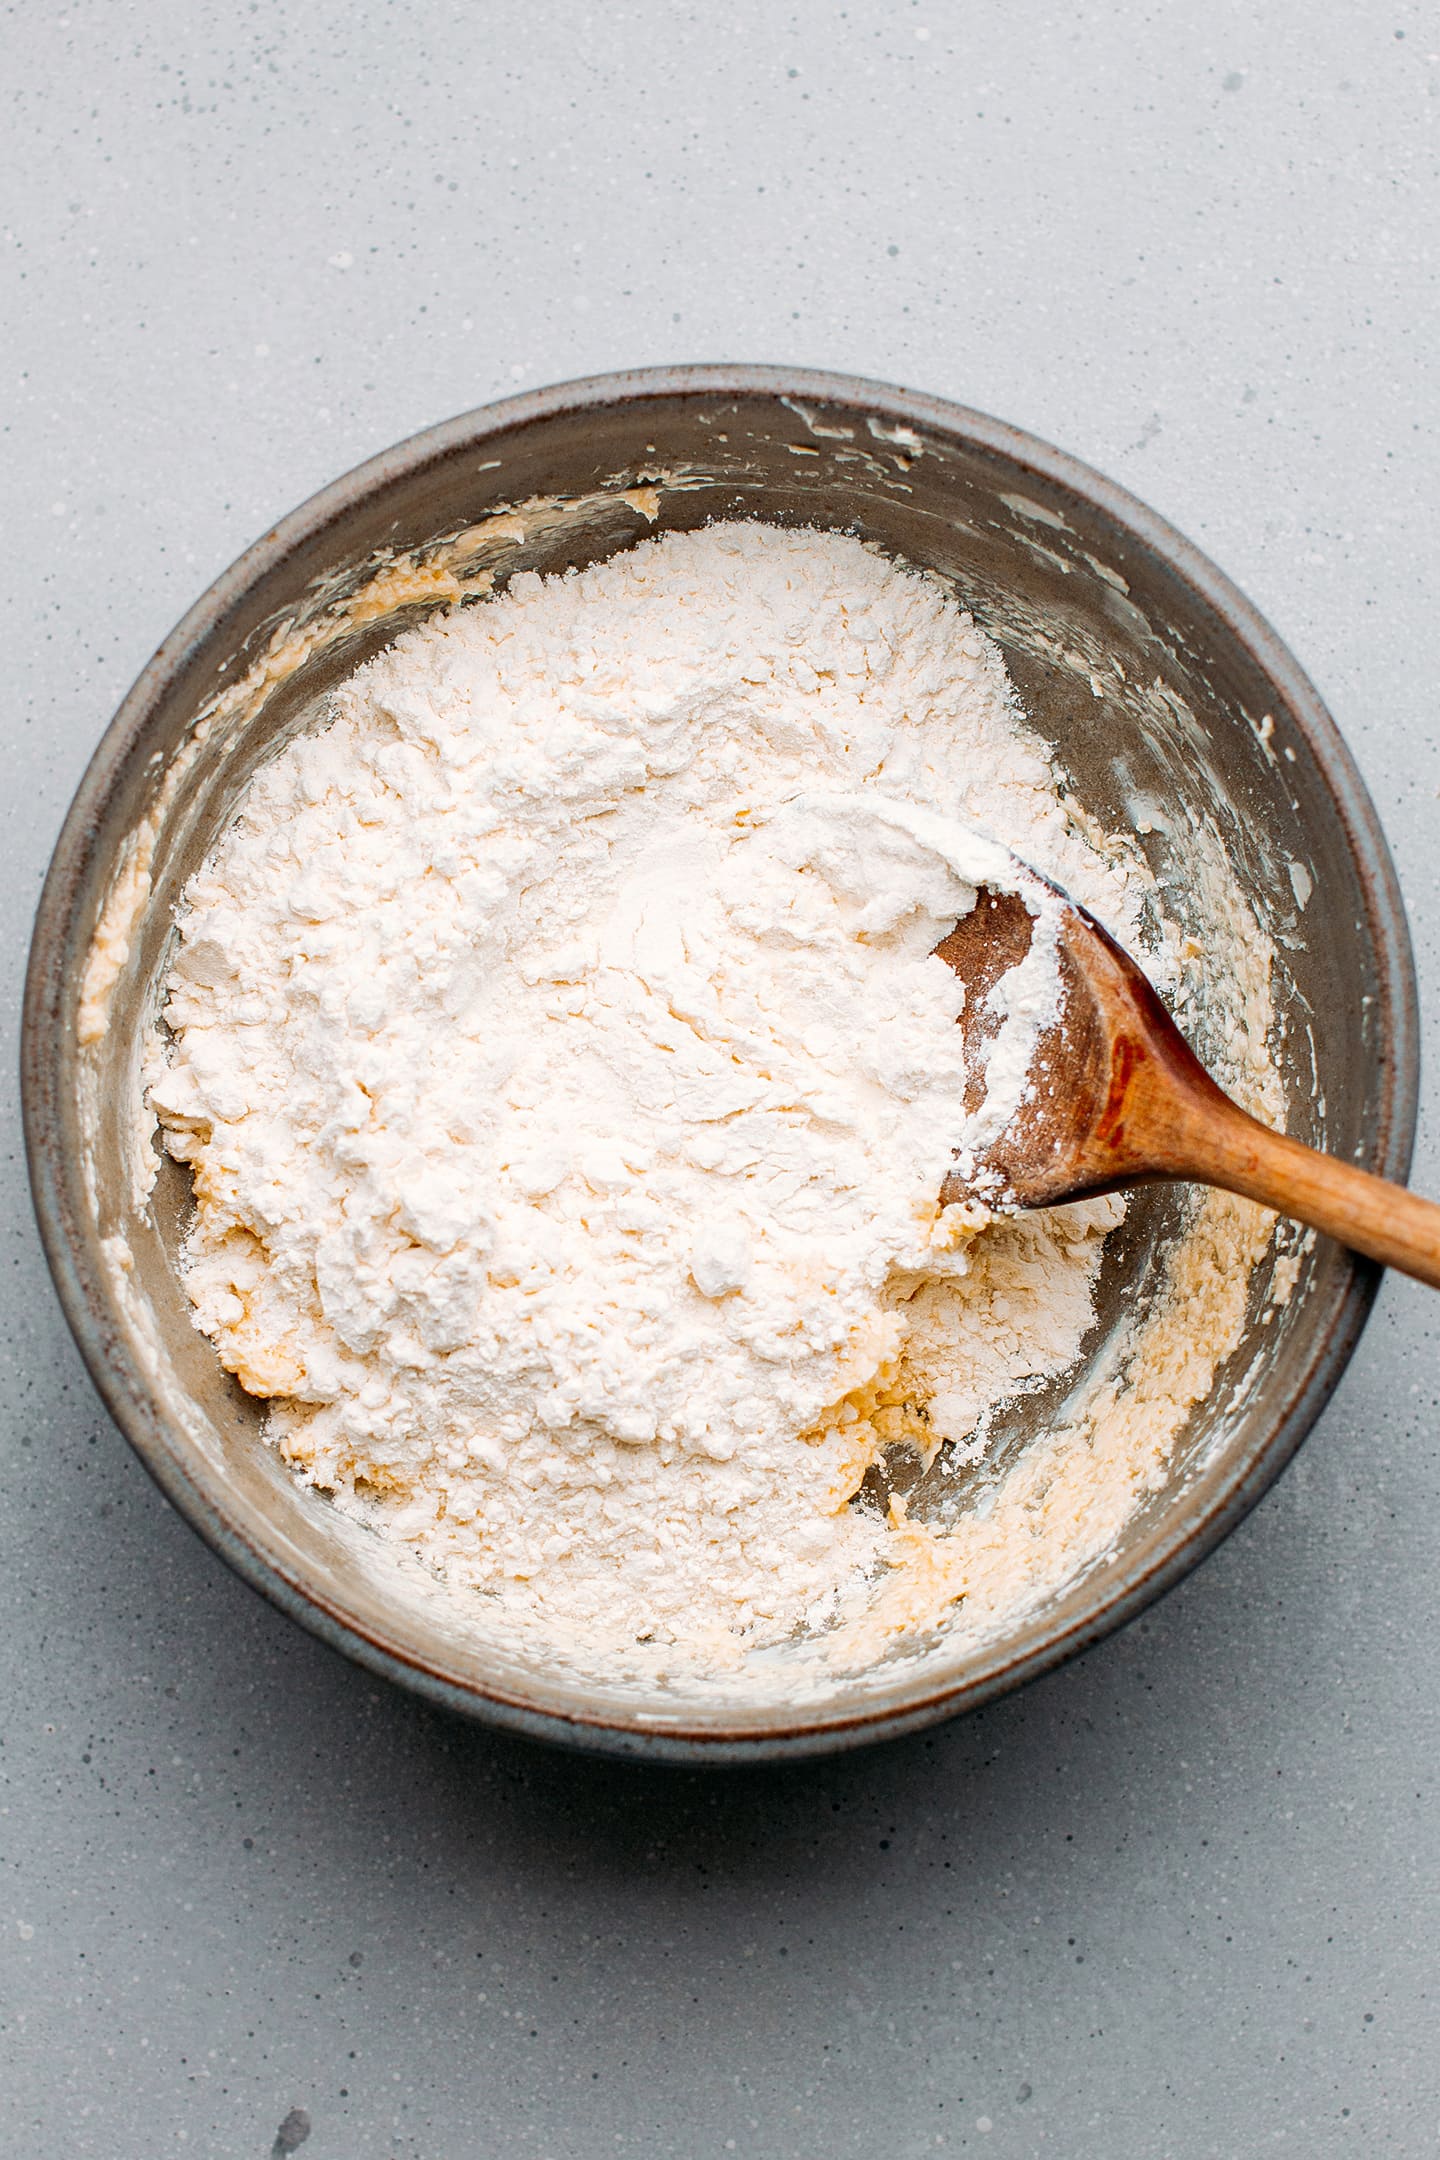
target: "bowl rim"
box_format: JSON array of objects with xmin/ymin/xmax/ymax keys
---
[{"xmin": 22, "ymin": 362, "xmax": 1419, "ymax": 1763}]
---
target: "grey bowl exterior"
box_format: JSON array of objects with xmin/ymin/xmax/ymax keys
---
[{"xmin": 22, "ymin": 366, "xmax": 1419, "ymax": 1761}]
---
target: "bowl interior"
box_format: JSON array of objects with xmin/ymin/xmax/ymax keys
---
[{"xmin": 28, "ymin": 373, "xmax": 1411, "ymax": 1756}]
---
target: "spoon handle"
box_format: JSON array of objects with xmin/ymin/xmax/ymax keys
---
[{"xmin": 1176, "ymin": 1094, "xmax": 1440, "ymax": 1291}]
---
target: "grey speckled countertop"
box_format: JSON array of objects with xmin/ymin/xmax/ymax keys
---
[{"xmin": 4, "ymin": 5, "xmax": 1438, "ymax": 2155}]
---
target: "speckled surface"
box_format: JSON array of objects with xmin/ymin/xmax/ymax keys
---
[{"xmin": 4, "ymin": 4, "xmax": 1439, "ymax": 2154}]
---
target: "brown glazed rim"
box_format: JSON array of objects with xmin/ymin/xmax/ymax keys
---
[{"xmin": 22, "ymin": 365, "xmax": 1419, "ymax": 1763}]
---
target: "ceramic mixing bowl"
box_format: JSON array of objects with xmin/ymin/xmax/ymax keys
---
[{"xmin": 23, "ymin": 366, "xmax": 1417, "ymax": 1760}]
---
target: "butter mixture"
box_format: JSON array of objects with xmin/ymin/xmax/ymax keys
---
[{"xmin": 150, "ymin": 522, "xmax": 1232, "ymax": 1673}]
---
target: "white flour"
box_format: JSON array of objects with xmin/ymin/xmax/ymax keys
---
[{"xmin": 152, "ymin": 522, "xmax": 1160, "ymax": 1672}]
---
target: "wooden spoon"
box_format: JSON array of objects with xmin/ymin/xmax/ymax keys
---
[{"xmin": 934, "ymin": 876, "xmax": 1440, "ymax": 1289}]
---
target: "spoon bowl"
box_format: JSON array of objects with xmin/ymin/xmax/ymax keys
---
[{"xmin": 939, "ymin": 867, "xmax": 1440, "ymax": 1287}]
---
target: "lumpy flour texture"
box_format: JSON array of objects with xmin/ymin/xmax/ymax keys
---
[{"xmin": 150, "ymin": 522, "xmax": 1225, "ymax": 1677}]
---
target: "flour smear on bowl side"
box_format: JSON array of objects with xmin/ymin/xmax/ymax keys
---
[{"xmin": 145, "ymin": 523, "xmax": 1281, "ymax": 1684}]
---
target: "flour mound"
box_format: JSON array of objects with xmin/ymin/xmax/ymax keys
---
[{"xmin": 152, "ymin": 523, "xmax": 1144, "ymax": 1669}]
